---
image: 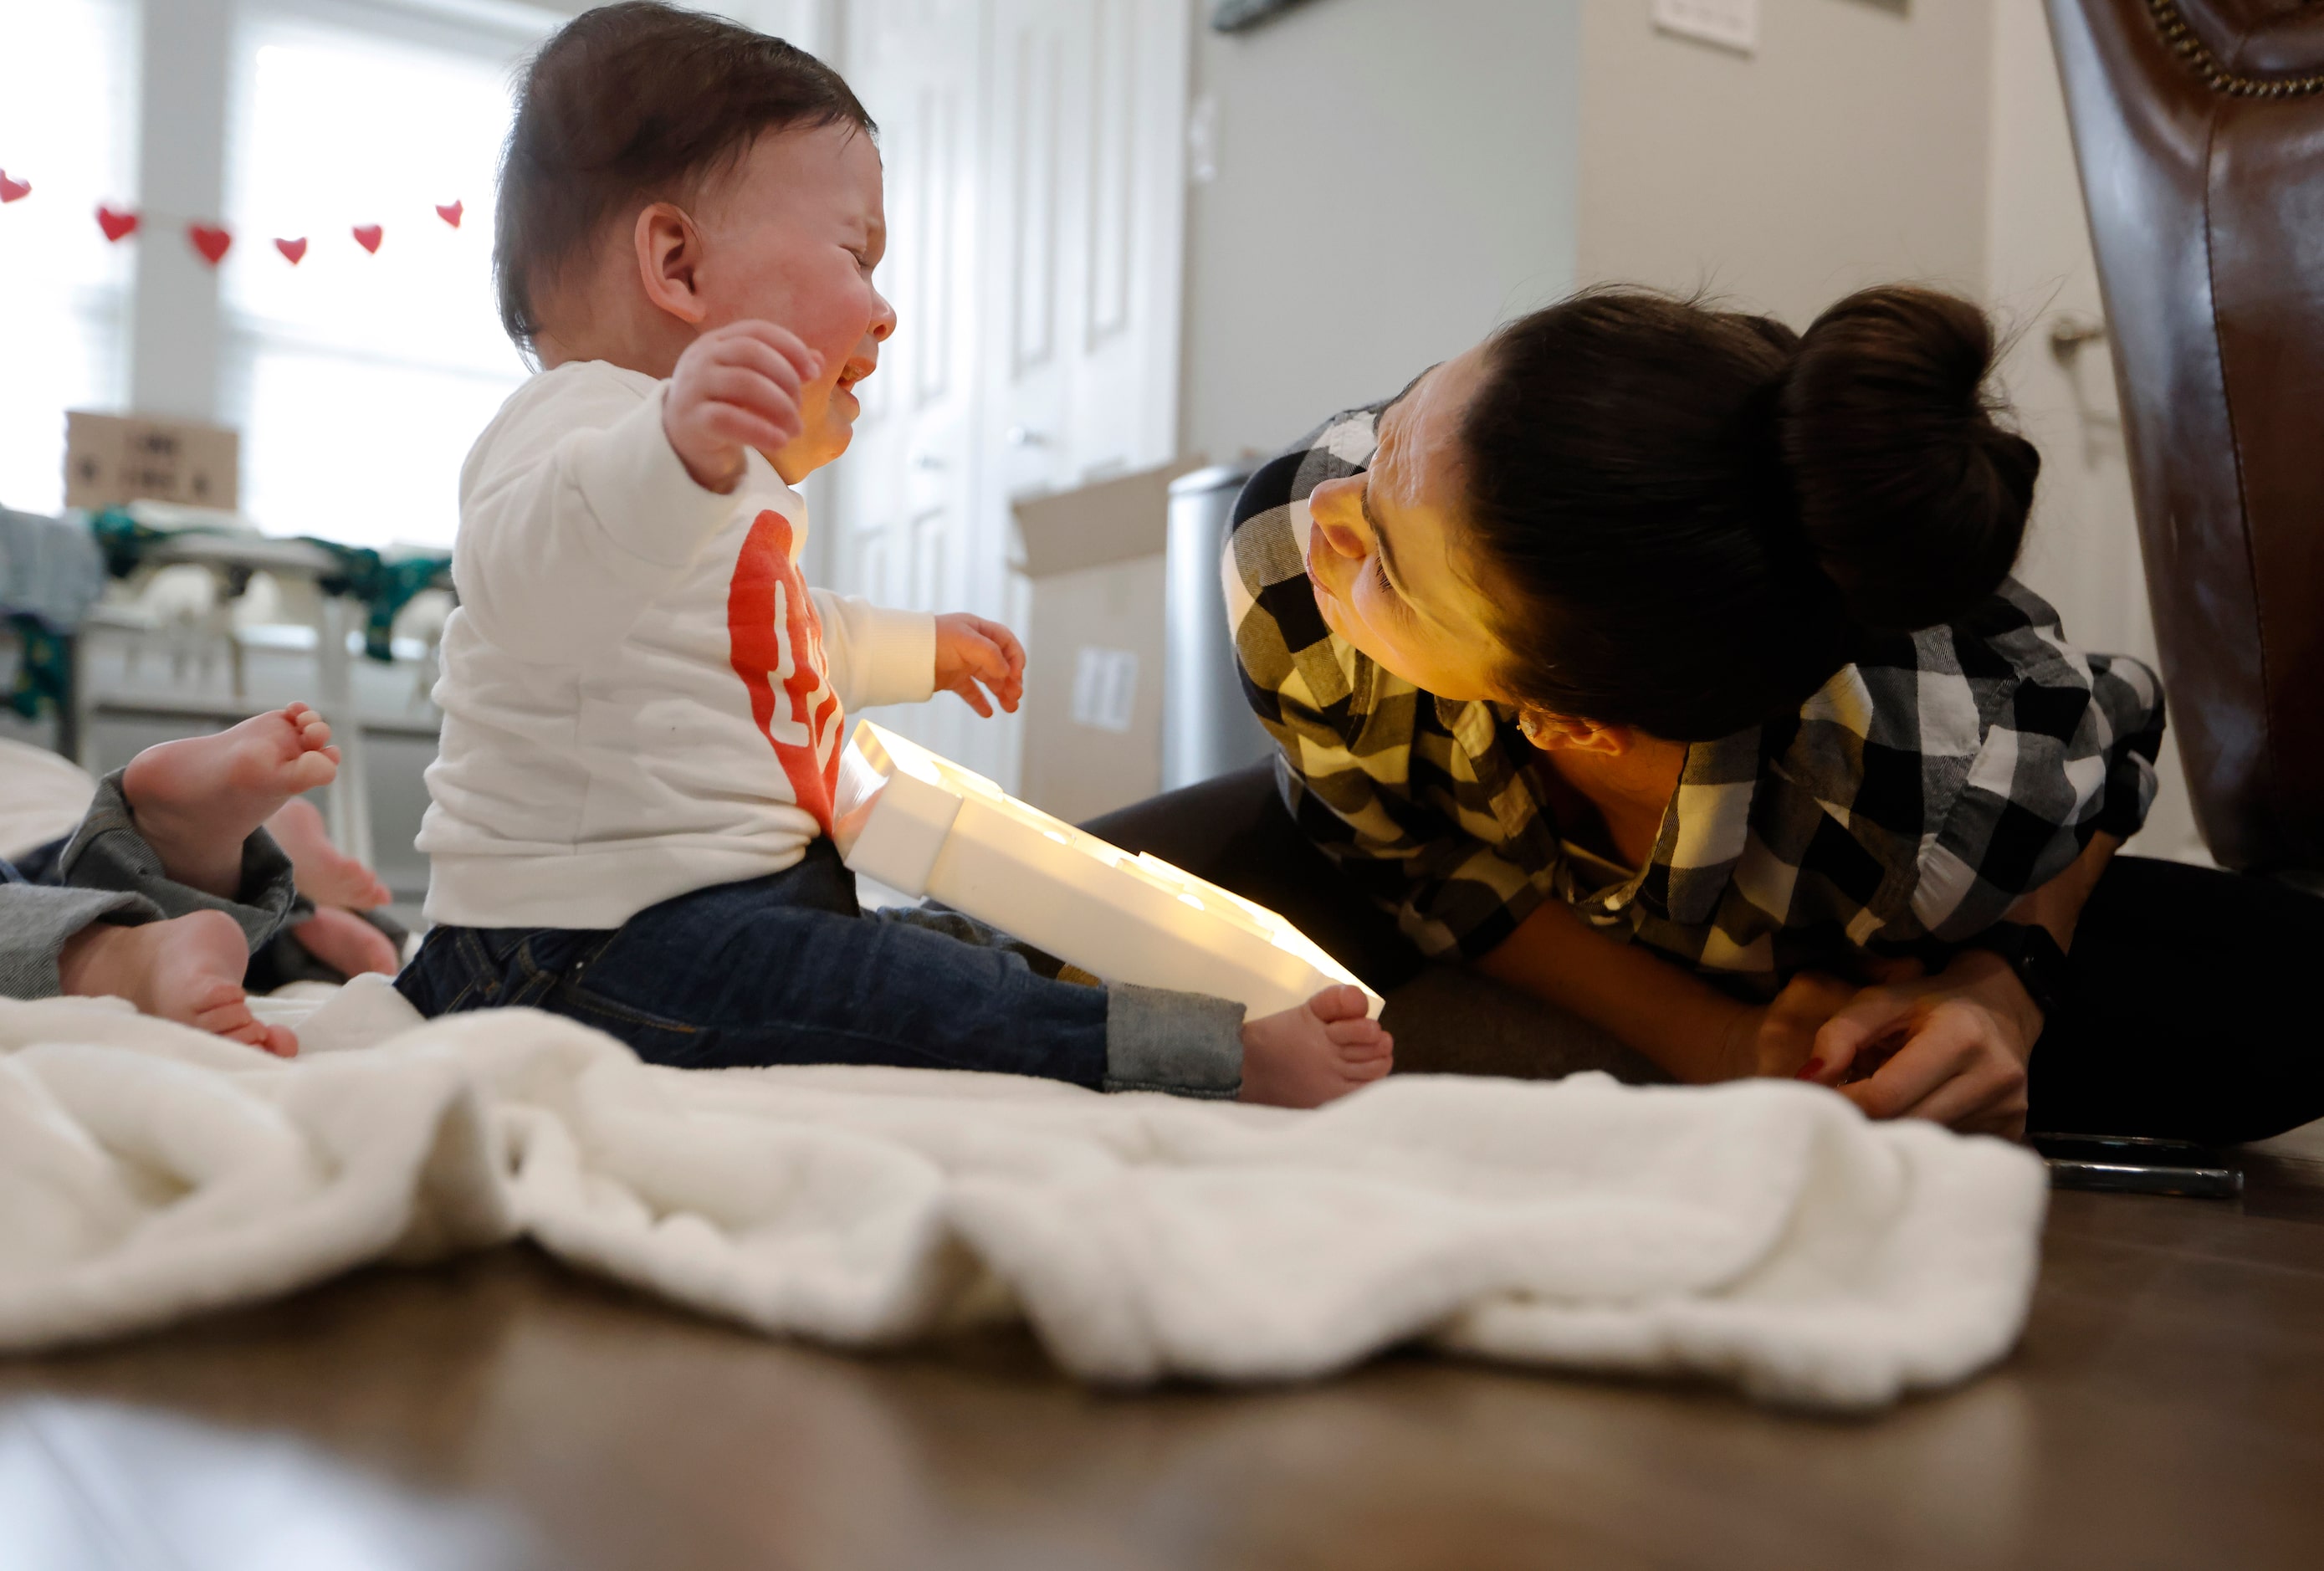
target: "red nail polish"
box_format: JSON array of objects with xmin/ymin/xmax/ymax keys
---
[{"xmin": 1794, "ymin": 1059, "xmax": 1826, "ymax": 1081}]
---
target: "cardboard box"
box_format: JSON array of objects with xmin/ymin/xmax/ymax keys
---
[
  {"xmin": 1011, "ymin": 459, "xmax": 1199, "ymax": 822},
  {"xmin": 64, "ymin": 412, "xmax": 240, "ymax": 512}
]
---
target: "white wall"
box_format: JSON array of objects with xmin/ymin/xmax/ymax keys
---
[
  {"xmin": 714, "ymin": 0, "xmax": 836, "ymax": 56},
  {"xmin": 1177, "ymin": 0, "xmax": 2200, "ymax": 855},
  {"xmin": 1981, "ymin": 0, "xmax": 2199, "ymax": 858},
  {"xmin": 128, "ymin": 0, "xmax": 234, "ymax": 422},
  {"xmin": 1176, "ymin": 0, "xmax": 1583, "ymax": 463},
  {"xmin": 1576, "ymin": 0, "xmax": 1994, "ymax": 325}
]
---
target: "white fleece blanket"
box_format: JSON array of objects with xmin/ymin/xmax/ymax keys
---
[{"xmin": 0, "ymin": 983, "xmax": 2048, "ymax": 1410}]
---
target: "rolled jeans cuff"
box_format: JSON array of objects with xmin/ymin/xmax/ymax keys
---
[
  {"xmin": 56, "ymin": 770, "xmax": 299, "ymax": 953},
  {"xmin": 1103, "ymin": 982, "xmax": 1245, "ymax": 1099},
  {"xmin": 0, "ymin": 885, "xmax": 163, "ymax": 999}
]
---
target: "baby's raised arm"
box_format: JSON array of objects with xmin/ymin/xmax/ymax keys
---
[
  {"xmin": 662, "ymin": 320, "xmax": 822, "ymax": 493},
  {"xmin": 456, "ymin": 366, "xmax": 752, "ymax": 665}
]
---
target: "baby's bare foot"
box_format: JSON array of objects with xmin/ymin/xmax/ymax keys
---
[
  {"xmin": 268, "ymin": 797, "xmax": 390, "ymax": 909},
  {"xmin": 57, "ymin": 911, "xmax": 298, "ymax": 1057},
  {"xmin": 121, "ymin": 703, "xmax": 341, "ymax": 898},
  {"xmin": 1238, "ymin": 984, "xmax": 1392, "ymax": 1108},
  {"xmin": 291, "ymin": 906, "xmax": 400, "ymax": 978}
]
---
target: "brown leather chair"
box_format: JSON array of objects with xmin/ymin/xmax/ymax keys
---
[{"xmin": 2047, "ymin": 0, "xmax": 2324, "ymax": 875}]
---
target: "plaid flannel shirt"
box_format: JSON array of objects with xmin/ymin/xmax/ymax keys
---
[{"xmin": 1224, "ymin": 403, "xmax": 2168, "ymax": 990}]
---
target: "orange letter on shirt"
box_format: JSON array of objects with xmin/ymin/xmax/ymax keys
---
[{"xmin": 727, "ymin": 509, "xmax": 844, "ymax": 835}]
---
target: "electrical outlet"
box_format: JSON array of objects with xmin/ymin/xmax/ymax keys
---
[
  {"xmin": 1070, "ymin": 647, "xmax": 1139, "ymax": 734},
  {"xmin": 1652, "ymin": 0, "xmax": 1759, "ymax": 54}
]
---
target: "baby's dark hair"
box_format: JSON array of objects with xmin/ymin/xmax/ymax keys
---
[
  {"xmin": 494, "ymin": 1, "xmax": 874, "ymax": 356},
  {"xmin": 1460, "ymin": 284, "xmax": 2039, "ymax": 739}
]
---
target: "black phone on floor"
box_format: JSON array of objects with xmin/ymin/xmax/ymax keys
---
[{"xmin": 2029, "ymin": 1133, "xmax": 2244, "ymax": 1199}]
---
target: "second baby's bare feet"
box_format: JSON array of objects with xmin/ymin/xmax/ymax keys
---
[
  {"xmin": 121, "ymin": 704, "xmax": 341, "ymax": 899},
  {"xmin": 57, "ymin": 911, "xmax": 298, "ymax": 1057},
  {"xmin": 267, "ymin": 797, "xmax": 390, "ymax": 910},
  {"xmin": 290, "ymin": 907, "xmax": 401, "ymax": 977},
  {"xmin": 1238, "ymin": 985, "xmax": 1393, "ymax": 1108}
]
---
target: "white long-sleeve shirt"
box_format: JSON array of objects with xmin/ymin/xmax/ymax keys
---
[{"xmin": 417, "ymin": 360, "xmax": 935, "ymax": 929}]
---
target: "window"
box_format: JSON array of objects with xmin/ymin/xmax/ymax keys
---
[
  {"xmin": 218, "ymin": 4, "xmax": 549, "ymax": 549},
  {"xmin": 0, "ymin": 0, "xmax": 139, "ymax": 515}
]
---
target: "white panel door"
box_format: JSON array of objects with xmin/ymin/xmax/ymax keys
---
[
  {"xmin": 985, "ymin": 0, "xmax": 1186, "ymax": 489},
  {"xmin": 830, "ymin": 0, "xmax": 1188, "ymax": 791},
  {"xmin": 981, "ymin": 0, "xmax": 1190, "ymax": 785},
  {"xmin": 827, "ymin": 0, "xmax": 988, "ymax": 770}
]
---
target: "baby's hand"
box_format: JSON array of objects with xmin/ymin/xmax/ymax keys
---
[
  {"xmin": 934, "ymin": 612, "xmax": 1026, "ymax": 718},
  {"xmin": 663, "ymin": 320, "xmax": 823, "ymax": 493}
]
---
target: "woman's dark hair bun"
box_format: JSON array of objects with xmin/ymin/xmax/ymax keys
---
[
  {"xmin": 1776, "ymin": 286, "xmax": 2039, "ymax": 632},
  {"xmin": 1457, "ymin": 283, "xmax": 2035, "ymax": 739}
]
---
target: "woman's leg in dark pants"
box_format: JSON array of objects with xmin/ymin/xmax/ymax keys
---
[
  {"xmin": 2029, "ymin": 857, "xmax": 2324, "ymax": 1144},
  {"xmin": 1084, "ymin": 767, "xmax": 1661, "ymax": 1082}
]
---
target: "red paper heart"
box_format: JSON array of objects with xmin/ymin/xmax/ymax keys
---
[
  {"xmin": 187, "ymin": 223, "xmax": 232, "ymax": 265},
  {"xmin": 0, "ymin": 171, "xmax": 29, "ymax": 203},
  {"xmin": 435, "ymin": 200, "xmax": 463, "ymax": 229},
  {"xmin": 351, "ymin": 223, "xmax": 383, "ymax": 254},
  {"xmin": 96, "ymin": 205, "xmax": 139, "ymax": 241},
  {"xmin": 274, "ymin": 236, "xmax": 308, "ymax": 265}
]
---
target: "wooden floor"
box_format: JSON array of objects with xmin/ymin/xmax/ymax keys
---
[{"xmin": 5, "ymin": 1123, "xmax": 2321, "ymax": 1571}]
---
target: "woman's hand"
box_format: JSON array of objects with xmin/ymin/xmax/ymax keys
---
[
  {"xmin": 934, "ymin": 612, "xmax": 1026, "ymax": 717},
  {"xmin": 1799, "ymin": 951, "xmax": 2044, "ymax": 1138},
  {"xmin": 1718, "ymin": 970, "xmax": 1864, "ymax": 1080}
]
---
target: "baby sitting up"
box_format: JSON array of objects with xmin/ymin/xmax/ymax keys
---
[
  {"xmin": 3, "ymin": 703, "xmax": 348, "ymax": 1056},
  {"xmin": 396, "ymin": 2, "xmax": 1390, "ymax": 1106}
]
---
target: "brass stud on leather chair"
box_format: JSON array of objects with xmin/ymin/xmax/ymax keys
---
[{"xmin": 2047, "ymin": 0, "xmax": 2324, "ymax": 878}]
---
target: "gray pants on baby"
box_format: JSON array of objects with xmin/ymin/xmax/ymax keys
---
[{"xmin": 0, "ymin": 770, "xmax": 297, "ymax": 1000}]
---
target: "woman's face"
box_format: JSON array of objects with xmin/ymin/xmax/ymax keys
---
[{"xmin": 1303, "ymin": 342, "xmax": 1515, "ymax": 704}]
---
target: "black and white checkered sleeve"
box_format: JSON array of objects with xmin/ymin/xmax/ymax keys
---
[
  {"xmin": 1223, "ymin": 411, "xmax": 1559, "ymax": 961},
  {"xmin": 1901, "ymin": 593, "xmax": 2165, "ymax": 944},
  {"xmin": 1280, "ymin": 755, "xmax": 1564, "ymax": 961}
]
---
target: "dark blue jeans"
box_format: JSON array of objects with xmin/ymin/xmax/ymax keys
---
[{"xmin": 396, "ymin": 838, "xmax": 1118, "ymax": 1084}]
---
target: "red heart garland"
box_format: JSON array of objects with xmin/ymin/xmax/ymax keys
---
[
  {"xmin": 96, "ymin": 206, "xmax": 140, "ymax": 241},
  {"xmin": 274, "ymin": 236, "xmax": 308, "ymax": 265},
  {"xmin": 435, "ymin": 200, "xmax": 463, "ymax": 229},
  {"xmin": 187, "ymin": 223, "xmax": 232, "ymax": 265},
  {"xmin": 351, "ymin": 223, "xmax": 383, "ymax": 254},
  {"xmin": 0, "ymin": 171, "xmax": 29, "ymax": 204}
]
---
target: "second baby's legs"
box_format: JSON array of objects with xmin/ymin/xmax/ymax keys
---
[
  {"xmin": 121, "ymin": 703, "xmax": 341, "ymax": 898},
  {"xmin": 14, "ymin": 704, "xmax": 340, "ymax": 1056},
  {"xmin": 56, "ymin": 910, "xmax": 294, "ymax": 1055}
]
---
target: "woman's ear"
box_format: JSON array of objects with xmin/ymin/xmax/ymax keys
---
[
  {"xmin": 1518, "ymin": 708, "xmax": 1630, "ymax": 755},
  {"xmin": 633, "ymin": 202, "xmax": 709, "ymax": 325}
]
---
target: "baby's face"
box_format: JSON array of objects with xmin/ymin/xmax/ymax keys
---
[{"xmin": 693, "ymin": 121, "xmax": 896, "ymax": 482}]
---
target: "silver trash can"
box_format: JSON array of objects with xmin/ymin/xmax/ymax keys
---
[{"xmin": 1164, "ymin": 463, "xmax": 1275, "ymax": 791}]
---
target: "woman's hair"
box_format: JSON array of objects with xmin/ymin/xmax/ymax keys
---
[
  {"xmin": 494, "ymin": 1, "xmax": 874, "ymax": 356},
  {"xmin": 1459, "ymin": 284, "xmax": 2039, "ymax": 739}
]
